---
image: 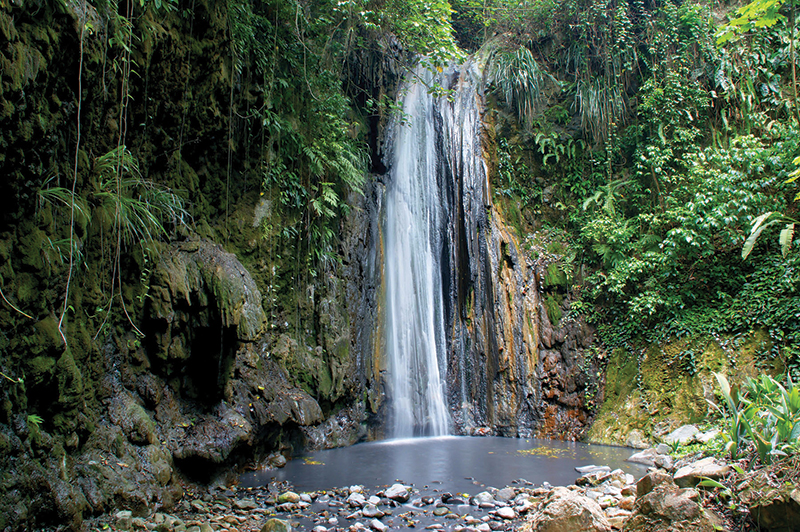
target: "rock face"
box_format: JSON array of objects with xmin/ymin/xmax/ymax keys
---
[{"xmin": 368, "ymin": 62, "xmax": 601, "ymax": 439}]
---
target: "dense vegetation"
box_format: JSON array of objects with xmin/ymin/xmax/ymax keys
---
[
  {"xmin": 466, "ymin": 0, "xmax": 799, "ymax": 378},
  {"xmin": 0, "ymin": 0, "xmax": 798, "ymax": 527}
]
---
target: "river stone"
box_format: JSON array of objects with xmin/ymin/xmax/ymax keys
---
[
  {"xmin": 653, "ymin": 454, "xmax": 673, "ymax": 470},
  {"xmin": 348, "ymin": 492, "xmax": 367, "ymax": 507},
  {"xmin": 696, "ymin": 429, "xmax": 720, "ymax": 444},
  {"xmin": 525, "ymin": 487, "xmax": 611, "ymax": 532},
  {"xmin": 433, "ymin": 506, "xmax": 450, "ymax": 516},
  {"xmin": 472, "ymin": 492, "xmax": 495, "ymax": 505},
  {"xmin": 115, "ymin": 511, "xmax": 133, "ymax": 531},
  {"xmin": 385, "ymin": 483, "xmax": 411, "ymax": 502},
  {"xmin": 674, "ymin": 457, "xmax": 730, "ymax": 488},
  {"xmin": 278, "ymin": 491, "xmax": 301, "ymax": 504},
  {"xmin": 497, "ymin": 507, "xmax": 516, "ymax": 519},
  {"xmin": 662, "ymin": 425, "xmax": 699, "ymax": 445},
  {"xmin": 261, "ymin": 519, "xmax": 292, "ymax": 532},
  {"xmin": 637, "ymin": 471, "xmax": 674, "ymax": 497},
  {"xmin": 496, "ymin": 487, "xmax": 516, "ymax": 501},
  {"xmin": 267, "ymin": 452, "xmax": 287, "ymax": 468},
  {"xmin": 577, "ymin": 471, "xmax": 611, "ymax": 487},
  {"xmin": 370, "ymin": 519, "xmax": 388, "ymax": 532},
  {"xmin": 234, "ymin": 498, "xmax": 258, "ymax": 510},
  {"xmin": 363, "ymin": 504, "xmax": 383, "ymax": 518}
]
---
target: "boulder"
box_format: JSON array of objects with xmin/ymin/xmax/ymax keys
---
[
  {"xmin": 740, "ymin": 475, "xmax": 800, "ymax": 531},
  {"xmin": 662, "ymin": 425, "xmax": 699, "ymax": 446},
  {"xmin": 626, "ymin": 448, "xmax": 660, "ymax": 467},
  {"xmin": 523, "ymin": 487, "xmax": 611, "ymax": 532},
  {"xmin": 625, "ymin": 471, "xmax": 723, "ymax": 532},
  {"xmin": 673, "ymin": 457, "xmax": 730, "ymax": 488}
]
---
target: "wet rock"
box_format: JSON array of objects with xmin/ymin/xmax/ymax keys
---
[
  {"xmin": 234, "ymin": 498, "xmax": 258, "ymax": 510},
  {"xmin": 268, "ymin": 452, "xmax": 288, "ymax": 468},
  {"xmin": 116, "ymin": 510, "xmax": 134, "ymax": 530},
  {"xmin": 575, "ymin": 465, "xmax": 611, "ymax": 476},
  {"xmin": 348, "ymin": 492, "xmax": 368, "ymax": 507},
  {"xmin": 577, "ymin": 471, "xmax": 611, "ymax": 487},
  {"xmin": 673, "ymin": 457, "xmax": 729, "ymax": 488},
  {"xmin": 363, "ymin": 504, "xmax": 383, "ymax": 518},
  {"xmin": 496, "ymin": 507, "xmax": 516, "ymax": 519},
  {"xmin": 472, "ymin": 492, "xmax": 496, "ymax": 506},
  {"xmin": 278, "ymin": 491, "xmax": 301, "ymax": 504},
  {"xmin": 385, "ymin": 483, "xmax": 411, "ymax": 502},
  {"xmin": 261, "ymin": 518, "xmax": 293, "ymax": 532},
  {"xmin": 433, "ymin": 506, "xmax": 450, "ymax": 516},
  {"xmin": 496, "ymin": 487, "xmax": 516, "ymax": 501},
  {"xmin": 524, "ymin": 486, "xmax": 611, "ymax": 532}
]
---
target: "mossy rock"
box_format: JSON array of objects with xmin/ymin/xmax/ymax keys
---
[
  {"xmin": 588, "ymin": 331, "xmax": 772, "ymax": 445},
  {"xmin": 544, "ymin": 294, "xmax": 562, "ymax": 326},
  {"xmin": 543, "ymin": 263, "xmax": 568, "ymax": 288}
]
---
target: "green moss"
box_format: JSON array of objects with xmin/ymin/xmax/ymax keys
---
[
  {"xmin": 26, "ymin": 356, "xmax": 56, "ymax": 386},
  {"xmin": 544, "ymin": 294, "xmax": 562, "ymax": 325},
  {"xmin": 588, "ymin": 332, "xmax": 771, "ymax": 445},
  {"xmin": 543, "ymin": 263, "xmax": 567, "ymax": 288},
  {"xmin": 55, "ymin": 349, "xmax": 83, "ymax": 411}
]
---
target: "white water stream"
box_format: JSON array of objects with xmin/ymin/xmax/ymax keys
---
[{"xmin": 383, "ymin": 66, "xmax": 452, "ymax": 437}]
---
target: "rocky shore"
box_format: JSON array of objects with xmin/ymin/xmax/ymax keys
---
[{"xmin": 87, "ymin": 460, "xmax": 719, "ymax": 532}]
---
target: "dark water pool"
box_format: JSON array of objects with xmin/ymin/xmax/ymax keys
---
[{"xmin": 240, "ymin": 436, "xmax": 647, "ymax": 493}]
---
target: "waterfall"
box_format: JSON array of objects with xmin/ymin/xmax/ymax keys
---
[
  {"xmin": 375, "ymin": 58, "xmax": 592, "ymax": 440},
  {"xmin": 383, "ymin": 65, "xmax": 453, "ymax": 438}
]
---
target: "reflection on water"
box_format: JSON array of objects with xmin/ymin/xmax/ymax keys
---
[{"xmin": 240, "ymin": 436, "xmax": 647, "ymax": 494}]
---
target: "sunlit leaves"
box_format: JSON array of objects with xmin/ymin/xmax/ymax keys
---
[{"xmin": 716, "ymin": 0, "xmax": 786, "ymax": 45}]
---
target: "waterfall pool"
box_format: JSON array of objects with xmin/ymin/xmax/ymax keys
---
[{"xmin": 239, "ymin": 436, "xmax": 647, "ymax": 494}]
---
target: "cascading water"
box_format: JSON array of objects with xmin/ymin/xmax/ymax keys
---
[{"xmin": 383, "ymin": 65, "xmax": 453, "ymax": 438}]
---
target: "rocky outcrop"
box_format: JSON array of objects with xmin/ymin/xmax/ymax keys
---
[
  {"xmin": 623, "ymin": 471, "xmax": 723, "ymax": 532},
  {"xmin": 526, "ymin": 487, "xmax": 611, "ymax": 532}
]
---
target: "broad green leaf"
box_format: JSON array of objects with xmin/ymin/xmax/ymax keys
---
[{"xmin": 742, "ymin": 212, "xmax": 775, "ymax": 259}]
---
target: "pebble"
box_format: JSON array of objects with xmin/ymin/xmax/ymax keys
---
[
  {"xmin": 496, "ymin": 507, "xmax": 515, "ymax": 519},
  {"xmin": 370, "ymin": 519, "xmax": 388, "ymax": 531}
]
